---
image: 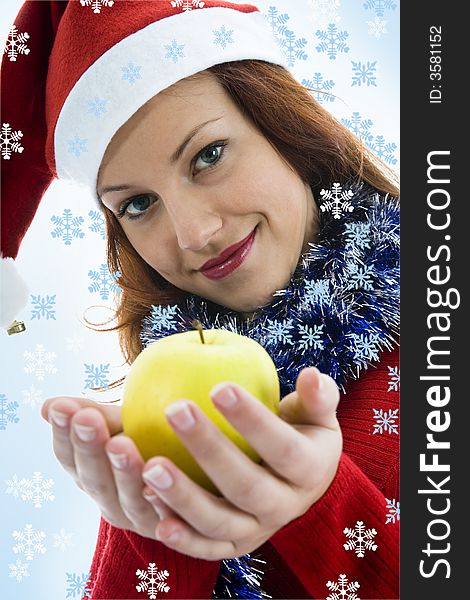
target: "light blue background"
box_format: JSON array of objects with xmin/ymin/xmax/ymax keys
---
[{"xmin": 0, "ymin": 1, "xmax": 399, "ymax": 598}]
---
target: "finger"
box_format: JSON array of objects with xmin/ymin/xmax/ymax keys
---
[
  {"xmin": 43, "ymin": 396, "xmax": 123, "ymax": 436},
  {"xmin": 279, "ymin": 367, "xmax": 340, "ymax": 430},
  {"xmin": 71, "ymin": 407, "xmax": 132, "ymax": 529},
  {"xmin": 142, "ymin": 456, "xmax": 258, "ymax": 540},
  {"xmin": 46, "ymin": 397, "xmax": 84, "ymax": 481},
  {"xmin": 210, "ymin": 383, "xmax": 316, "ymax": 489},
  {"xmin": 104, "ymin": 434, "xmax": 162, "ymax": 536},
  {"xmin": 155, "ymin": 513, "xmax": 237, "ymax": 561},
  {"xmin": 163, "ymin": 399, "xmax": 290, "ymax": 520},
  {"xmin": 141, "ymin": 486, "xmax": 176, "ymax": 521}
]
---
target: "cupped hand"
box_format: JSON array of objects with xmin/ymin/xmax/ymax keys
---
[
  {"xmin": 141, "ymin": 366, "xmax": 343, "ymax": 560},
  {"xmin": 41, "ymin": 396, "xmax": 174, "ymax": 539}
]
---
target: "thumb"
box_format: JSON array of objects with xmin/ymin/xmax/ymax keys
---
[{"xmin": 279, "ymin": 367, "xmax": 340, "ymax": 430}]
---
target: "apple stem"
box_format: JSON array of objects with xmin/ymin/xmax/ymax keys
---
[{"xmin": 192, "ymin": 319, "xmax": 205, "ymax": 344}]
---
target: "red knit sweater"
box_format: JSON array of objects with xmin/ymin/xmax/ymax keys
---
[{"xmin": 87, "ymin": 346, "xmax": 399, "ymax": 599}]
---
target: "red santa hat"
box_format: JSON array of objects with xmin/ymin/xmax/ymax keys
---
[{"xmin": 1, "ymin": 0, "xmax": 287, "ymax": 334}]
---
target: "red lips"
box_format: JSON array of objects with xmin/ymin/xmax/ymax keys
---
[{"xmin": 199, "ymin": 228, "xmax": 256, "ymax": 280}]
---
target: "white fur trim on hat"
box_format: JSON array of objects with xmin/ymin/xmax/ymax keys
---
[
  {"xmin": 0, "ymin": 256, "xmax": 29, "ymax": 330},
  {"xmin": 54, "ymin": 7, "xmax": 287, "ymax": 192}
]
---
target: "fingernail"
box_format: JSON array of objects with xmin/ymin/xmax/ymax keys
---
[
  {"xmin": 50, "ymin": 409, "xmax": 69, "ymax": 428},
  {"xmin": 211, "ymin": 383, "xmax": 238, "ymax": 408},
  {"xmin": 164, "ymin": 400, "xmax": 195, "ymax": 431},
  {"xmin": 144, "ymin": 464, "xmax": 174, "ymax": 490},
  {"xmin": 74, "ymin": 424, "xmax": 96, "ymax": 442},
  {"xmin": 107, "ymin": 451, "xmax": 128, "ymax": 470},
  {"xmin": 143, "ymin": 490, "xmax": 158, "ymax": 502}
]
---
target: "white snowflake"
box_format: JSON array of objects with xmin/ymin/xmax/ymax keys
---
[
  {"xmin": 263, "ymin": 319, "xmax": 294, "ymax": 346},
  {"xmin": 164, "ymin": 39, "xmax": 185, "ymax": 63},
  {"xmin": 170, "ymin": 0, "xmax": 205, "ymax": 11},
  {"xmin": 351, "ymin": 332, "xmax": 381, "ymax": 362},
  {"xmin": 1, "ymin": 123, "xmax": 24, "ymax": 159},
  {"xmin": 23, "ymin": 344, "xmax": 58, "ymax": 381},
  {"xmin": 8, "ymin": 558, "xmax": 30, "ymax": 582},
  {"xmin": 213, "ymin": 25, "xmax": 234, "ymax": 49},
  {"xmin": 9, "ymin": 472, "xmax": 55, "ymax": 508},
  {"xmin": 52, "ymin": 528, "xmax": 74, "ymax": 552},
  {"xmin": 343, "ymin": 520, "xmax": 378, "ymax": 557},
  {"xmin": 343, "ymin": 222, "xmax": 371, "ymax": 251},
  {"xmin": 346, "ymin": 263, "xmax": 374, "ymax": 291},
  {"xmin": 4, "ymin": 25, "xmax": 30, "ymax": 61},
  {"xmin": 12, "ymin": 524, "xmax": 47, "ymax": 560},
  {"xmin": 326, "ymin": 574, "xmax": 361, "ymax": 599},
  {"xmin": 22, "ymin": 385, "xmax": 43, "ymax": 410},
  {"xmin": 319, "ymin": 183, "xmax": 354, "ymax": 219},
  {"xmin": 136, "ymin": 563, "xmax": 170, "ymax": 598},
  {"xmin": 308, "ymin": 0, "xmax": 341, "ymax": 28},
  {"xmin": 303, "ymin": 278, "xmax": 331, "ymax": 306},
  {"xmin": 66, "ymin": 334, "xmax": 85, "ymax": 355},
  {"xmin": 387, "ymin": 365, "xmax": 400, "ymax": 391},
  {"xmin": 373, "ymin": 408, "xmax": 399, "ymax": 435},
  {"xmin": 149, "ymin": 305, "xmax": 179, "ymax": 332},
  {"xmin": 298, "ymin": 324, "xmax": 325, "ymax": 350},
  {"xmin": 80, "ymin": 0, "xmax": 114, "ymax": 14},
  {"xmin": 385, "ymin": 498, "xmax": 400, "ymax": 524},
  {"xmin": 367, "ymin": 16, "xmax": 388, "ymax": 39}
]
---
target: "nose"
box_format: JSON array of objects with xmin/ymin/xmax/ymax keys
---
[{"xmin": 164, "ymin": 192, "xmax": 223, "ymax": 252}]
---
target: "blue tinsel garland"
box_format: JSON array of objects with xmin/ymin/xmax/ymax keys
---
[{"xmin": 139, "ymin": 181, "xmax": 400, "ymax": 598}]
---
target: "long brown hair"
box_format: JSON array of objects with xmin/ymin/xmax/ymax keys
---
[{"xmin": 96, "ymin": 60, "xmax": 399, "ymax": 366}]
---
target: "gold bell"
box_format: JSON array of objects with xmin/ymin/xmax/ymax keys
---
[{"xmin": 7, "ymin": 320, "xmax": 26, "ymax": 335}]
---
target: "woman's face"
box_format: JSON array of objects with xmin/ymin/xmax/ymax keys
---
[{"xmin": 97, "ymin": 72, "xmax": 318, "ymax": 314}]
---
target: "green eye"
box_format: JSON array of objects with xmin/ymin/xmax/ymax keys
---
[
  {"xmin": 194, "ymin": 142, "xmax": 227, "ymax": 172},
  {"xmin": 117, "ymin": 195, "xmax": 156, "ymax": 221},
  {"xmin": 200, "ymin": 146, "xmax": 220, "ymax": 164}
]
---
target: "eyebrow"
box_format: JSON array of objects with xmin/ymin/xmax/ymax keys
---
[{"xmin": 98, "ymin": 116, "xmax": 223, "ymax": 198}]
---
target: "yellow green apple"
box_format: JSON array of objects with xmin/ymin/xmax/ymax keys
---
[{"xmin": 121, "ymin": 327, "xmax": 280, "ymax": 494}]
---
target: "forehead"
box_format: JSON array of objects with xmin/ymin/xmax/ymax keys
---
[{"xmin": 98, "ymin": 72, "xmax": 233, "ymax": 171}]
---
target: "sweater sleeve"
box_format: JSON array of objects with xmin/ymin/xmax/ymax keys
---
[
  {"xmin": 87, "ymin": 518, "xmax": 221, "ymax": 599},
  {"xmin": 266, "ymin": 347, "xmax": 400, "ymax": 600}
]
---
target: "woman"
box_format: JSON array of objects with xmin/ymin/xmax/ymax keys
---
[{"xmin": 2, "ymin": 1, "xmax": 399, "ymax": 598}]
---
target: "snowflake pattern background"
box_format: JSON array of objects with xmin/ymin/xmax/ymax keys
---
[{"xmin": 0, "ymin": 1, "xmax": 398, "ymax": 598}]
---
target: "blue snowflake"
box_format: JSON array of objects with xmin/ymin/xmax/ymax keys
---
[
  {"xmin": 278, "ymin": 29, "xmax": 308, "ymax": 67},
  {"xmin": 0, "ymin": 394, "xmax": 20, "ymax": 430},
  {"xmin": 88, "ymin": 210, "xmax": 106, "ymax": 240},
  {"xmin": 341, "ymin": 113, "xmax": 398, "ymax": 165},
  {"xmin": 387, "ymin": 365, "xmax": 400, "ymax": 391},
  {"xmin": 385, "ymin": 498, "xmax": 400, "ymax": 524},
  {"xmin": 347, "ymin": 263, "xmax": 374, "ymax": 291},
  {"xmin": 368, "ymin": 135, "xmax": 398, "ymax": 165},
  {"xmin": 265, "ymin": 6, "xmax": 290, "ymax": 38},
  {"xmin": 84, "ymin": 364, "xmax": 110, "ymax": 390},
  {"xmin": 66, "ymin": 571, "xmax": 92, "ymax": 598},
  {"xmin": 121, "ymin": 61, "xmax": 142, "ymax": 85},
  {"xmin": 264, "ymin": 7, "xmax": 307, "ymax": 67},
  {"xmin": 351, "ymin": 60, "xmax": 377, "ymax": 87},
  {"xmin": 88, "ymin": 264, "xmax": 121, "ymax": 300},
  {"xmin": 343, "ymin": 222, "xmax": 372, "ymax": 250},
  {"xmin": 316, "ymin": 24, "xmax": 349, "ymax": 60},
  {"xmin": 213, "ymin": 25, "xmax": 234, "ymax": 49},
  {"xmin": 51, "ymin": 209, "xmax": 85, "ymax": 245},
  {"xmin": 301, "ymin": 73, "xmax": 336, "ymax": 103},
  {"xmin": 363, "ymin": 0, "xmax": 397, "ymax": 17},
  {"xmin": 263, "ymin": 319, "xmax": 294, "ymax": 346},
  {"xmin": 86, "ymin": 96, "xmax": 108, "ymax": 118},
  {"xmin": 303, "ymin": 278, "xmax": 331, "ymax": 306},
  {"xmin": 372, "ymin": 408, "xmax": 399, "ymax": 435},
  {"xmin": 67, "ymin": 136, "xmax": 87, "ymax": 158},
  {"xmin": 341, "ymin": 111, "xmax": 374, "ymax": 144},
  {"xmin": 30, "ymin": 294, "xmax": 56, "ymax": 320},
  {"xmin": 298, "ymin": 324, "xmax": 325, "ymax": 350},
  {"xmin": 351, "ymin": 332, "xmax": 381, "ymax": 362},
  {"xmin": 149, "ymin": 305, "xmax": 179, "ymax": 332},
  {"xmin": 164, "ymin": 40, "xmax": 185, "ymax": 63}
]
